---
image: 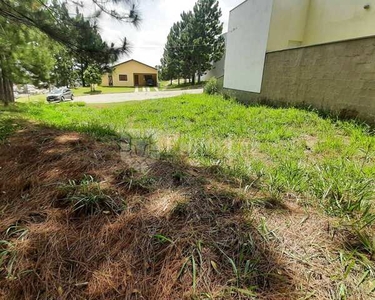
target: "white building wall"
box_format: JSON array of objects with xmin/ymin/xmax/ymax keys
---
[{"xmin": 223, "ymin": 0, "xmax": 274, "ymax": 93}]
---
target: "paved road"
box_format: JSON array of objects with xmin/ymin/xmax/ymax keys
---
[{"xmin": 75, "ymin": 89, "xmax": 203, "ymax": 104}]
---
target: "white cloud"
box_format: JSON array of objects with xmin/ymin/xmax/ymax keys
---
[{"xmin": 88, "ymin": 0, "xmax": 244, "ymax": 66}]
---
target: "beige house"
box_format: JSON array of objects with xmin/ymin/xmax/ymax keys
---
[{"xmin": 101, "ymin": 59, "xmax": 158, "ymax": 87}]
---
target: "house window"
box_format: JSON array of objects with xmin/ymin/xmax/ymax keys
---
[{"xmin": 119, "ymin": 74, "xmax": 128, "ymax": 81}]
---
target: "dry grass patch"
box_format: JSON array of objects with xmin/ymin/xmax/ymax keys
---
[{"xmin": 0, "ymin": 122, "xmax": 373, "ymax": 299}]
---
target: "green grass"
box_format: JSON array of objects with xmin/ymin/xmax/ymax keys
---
[
  {"xmin": 59, "ymin": 175, "xmax": 124, "ymax": 215},
  {"xmin": 2, "ymin": 94, "xmax": 375, "ymax": 225},
  {"xmin": 17, "ymin": 86, "xmax": 135, "ymax": 103},
  {"xmin": 1, "ymin": 93, "xmax": 375, "ymax": 297},
  {"xmin": 72, "ymin": 86, "xmax": 134, "ymax": 96},
  {"xmin": 17, "ymin": 94, "xmax": 46, "ymax": 103},
  {"xmin": 160, "ymin": 80, "xmax": 206, "ymax": 91},
  {"xmin": 0, "ymin": 118, "xmax": 20, "ymax": 142}
]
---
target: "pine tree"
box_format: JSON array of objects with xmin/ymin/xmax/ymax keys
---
[
  {"xmin": 160, "ymin": 51, "xmax": 173, "ymax": 84},
  {"xmin": 161, "ymin": 22, "xmax": 183, "ymax": 84},
  {"xmin": 160, "ymin": 0, "xmax": 224, "ymax": 85},
  {"xmin": 0, "ymin": 0, "xmax": 139, "ymax": 54},
  {"xmin": 0, "ymin": 0, "xmax": 140, "ymax": 104},
  {"xmin": 0, "ymin": 21, "xmax": 55, "ymax": 105},
  {"xmin": 51, "ymin": 49, "xmax": 77, "ymax": 88},
  {"xmin": 72, "ymin": 8, "xmax": 124, "ymax": 87},
  {"xmin": 180, "ymin": 11, "xmax": 196, "ymax": 83},
  {"xmin": 191, "ymin": 0, "xmax": 225, "ymax": 83}
]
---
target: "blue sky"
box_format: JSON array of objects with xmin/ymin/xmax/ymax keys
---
[{"xmin": 85, "ymin": 0, "xmax": 244, "ymax": 67}]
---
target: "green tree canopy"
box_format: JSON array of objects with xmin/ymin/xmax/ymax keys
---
[
  {"xmin": 160, "ymin": 0, "xmax": 224, "ymax": 85},
  {"xmin": 50, "ymin": 49, "xmax": 78, "ymax": 88},
  {"xmin": 0, "ymin": 0, "xmax": 139, "ymax": 57},
  {"xmin": 84, "ymin": 65, "xmax": 102, "ymax": 91},
  {"xmin": 0, "ymin": 0, "xmax": 141, "ymax": 104},
  {"xmin": 191, "ymin": 0, "xmax": 225, "ymax": 82},
  {"xmin": 0, "ymin": 20, "xmax": 56, "ymax": 104}
]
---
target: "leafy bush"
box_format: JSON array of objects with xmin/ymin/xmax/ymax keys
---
[
  {"xmin": 204, "ymin": 77, "xmax": 218, "ymax": 95},
  {"xmin": 83, "ymin": 65, "xmax": 102, "ymax": 92}
]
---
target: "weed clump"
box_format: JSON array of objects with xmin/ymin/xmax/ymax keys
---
[
  {"xmin": 204, "ymin": 77, "xmax": 219, "ymax": 95},
  {"xmin": 59, "ymin": 175, "xmax": 124, "ymax": 215},
  {"xmin": 116, "ymin": 168, "xmax": 156, "ymax": 193}
]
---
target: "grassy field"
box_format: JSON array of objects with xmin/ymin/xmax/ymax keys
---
[
  {"xmin": 17, "ymin": 86, "xmax": 135, "ymax": 103},
  {"xmin": 17, "ymin": 94, "xmax": 46, "ymax": 103},
  {"xmin": 1, "ymin": 94, "xmax": 374, "ymax": 299},
  {"xmin": 4, "ymin": 94, "xmax": 375, "ymax": 218},
  {"xmin": 160, "ymin": 80, "xmax": 206, "ymax": 90},
  {"xmin": 72, "ymin": 86, "xmax": 134, "ymax": 96},
  {"xmin": 9, "ymin": 94, "xmax": 375, "ymax": 201}
]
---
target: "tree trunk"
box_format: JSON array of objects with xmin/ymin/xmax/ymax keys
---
[
  {"xmin": 170, "ymin": 78, "xmax": 172, "ymax": 85},
  {"xmin": 6, "ymin": 79, "xmax": 14, "ymax": 104},
  {"xmin": 198, "ymin": 73, "xmax": 201, "ymax": 84},
  {"xmin": 184, "ymin": 78, "xmax": 187, "ymax": 84},
  {"xmin": 0, "ymin": 67, "xmax": 4, "ymax": 104},
  {"xmin": 192, "ymin": 74, "xmax": 195, "ymax": 85},
  {"xmin": 80, "ymin": 66, "xmax": 85, "ymax": 87},
  {"xmin": 0, "ymin": 67, "xmax": 14, "ymax": 105},
  {"xmin": 178, "ymin": 78, "xmax": 180, "ymax": 85},
  {"xmin": 79, "ymin": 60, "xmax": 88, "ymax": 87}
]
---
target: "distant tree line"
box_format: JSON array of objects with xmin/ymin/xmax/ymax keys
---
[
  {"xmin": 160, "ymin": 0, "xmax": 225, "ymax": 85},
  {"xmin": 0, "ymin": 0, "xmax": 140, "ymax": 105}
]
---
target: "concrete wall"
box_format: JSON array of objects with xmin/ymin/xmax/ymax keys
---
[
  {"xmin": 102, "ymin": 60, "xmax": 158, "ymax": 87},
  {"xmin": 223, "ymin": 0, "xmax": 273, "ymax": 93},
  {"xmin": 224, "ymin": 36, "xmax": 375, "ymax": 124}
]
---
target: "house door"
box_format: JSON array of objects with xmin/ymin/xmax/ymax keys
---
[
  {"xmin": 134, "ymin": 75, "xmax": 139, "ymax": 86},
  {"xmin": 108, "ymin": 75, "xmax": 113, "ymax": 86}
]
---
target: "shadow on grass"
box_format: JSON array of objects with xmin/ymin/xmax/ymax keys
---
[
  {"xmin": 0, "ymin": 120, "xmax": 300, "ymax": 300},
  {"xmin": 0, "ymin": 117, "xmax": 21, "ymax": 142},
  {"xmin": 83, "ymin": 90, "xmax": 103, "ymax": 95},
  {"xmin": 165, "ymin": 81, "xmax": 206, "ymax": 91}
]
